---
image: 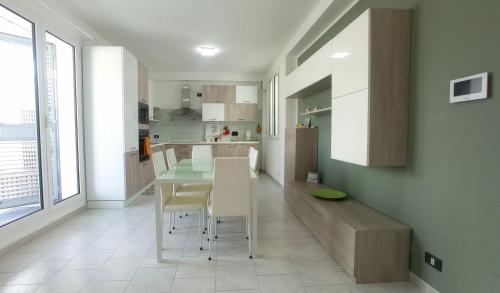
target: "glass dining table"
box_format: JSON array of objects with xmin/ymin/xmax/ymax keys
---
[{"xmin": 154, "ymin": 159, "xmax": 259, "ymax": 262}]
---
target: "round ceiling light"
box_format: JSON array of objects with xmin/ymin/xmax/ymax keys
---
[{"xmin": 197, "ymin": 45, "xmax": 219, "ymax": 57}]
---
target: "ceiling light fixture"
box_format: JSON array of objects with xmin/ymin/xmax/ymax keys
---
[
  {"xmin": 332, "ymin": 52, "xmax": 350, "ymax": 59},
  {"xmin": 197, "ymin": 45, "xmax": 219, "ymax": 57}
]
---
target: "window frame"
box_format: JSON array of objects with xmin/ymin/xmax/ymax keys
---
[{"xmin": 268, "ymin": 73, "xmax": 279, "ymax": 137}]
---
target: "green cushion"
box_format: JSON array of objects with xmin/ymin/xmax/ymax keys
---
[{"xmin": 311, "ymin": 189, "xmax": 347, "ymax": 200}]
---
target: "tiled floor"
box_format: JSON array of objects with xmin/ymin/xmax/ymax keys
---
[{"xmin": 0, "ymin": 174, "xmax": 423, "ymax": 293}]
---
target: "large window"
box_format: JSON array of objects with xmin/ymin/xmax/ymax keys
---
[
  {"xmin": 0, "ymin": 6, "xmax": 43, "ymax": 226},
  {"xmin": 45, "ymin": 32, "xmax": 80, "ymax": 204},
  {"xmin": 269, "ymin": 73, "xmax": 279, "ymax": 136}
]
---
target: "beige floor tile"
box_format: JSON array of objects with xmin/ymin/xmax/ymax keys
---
[
  {"xmin": 304, "ymin": 285, "xmax": 352, "ymax": 293},
  {"xmin": 125, "ymin": 267, "xmax": 176, "ymax": 293},
  {"xmin": 36, "ymin": 270, "xmax": 96, "ymax": 293},
  {"xmin": 170, "ymin": 277, "xmax": 215, "ymax": 293},
  {"xmin": 0, "ymin": 253, "xmax": 42, "ymax": 273},
  {"xmin": 0, "ymin": 284, "xmax": 39, "ymax": 293},
  {"xmin": 283, "ymin": 243, "xmax": 332, "ymax": 262},
  {"xmin": 253, "ymin": 253, "xmax": 292, "ymax": 275},
  {"xmin": 62, "ymin": 250, "xmax": 114, "ymax": 270},
  {"xmin": 79, "ymin": 280, "xmax": 129, "ymax": 293},
  {"xmin": 216, "ymin": 264, "xmax": 258, "ymax": 291},
  {"xmin": 292, "ymin": 262, "xmax": 353, "ymax": 286},
  {"xmin": 93, "ymin": 258, "xmax": 143, "ymax": 281},
  {"xmin": 258, "ymin": 275, "xmax": 304, "ymax": 293},
  {"xmin": 6, "ymin": 260, "xmax": 67, "ymax": 285},
  {"xmin": 175, "ymin": 258, "xmax": 216, "ymax": 278}
]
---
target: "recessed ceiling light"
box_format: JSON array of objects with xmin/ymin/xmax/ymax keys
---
[
  {"xmin": 332, "ymin": 52, "xmax": 350, "ymax": 59},
  {"xmin": 197, "ymin": 45, "xmax": 219, "ymax": 57}
]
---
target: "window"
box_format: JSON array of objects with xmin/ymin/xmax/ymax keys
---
[
  {"xmin": 0, "ymin": 5, "xmax": 43, "ymax": 226},
  {"xmin": 45, "ymin": 32, "xmax": 80, "ymax": 204},
  {"xmin": 269, "ymin": 73, "xmax": 279, "ymax": 136}
]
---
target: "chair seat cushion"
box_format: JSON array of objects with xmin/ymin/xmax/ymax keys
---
[
  {"xmin": 165, "ymin": 195, "xmax": 207, "ymax": 211},
  {"xmin": 176, "ymin": 184, "xmax": 212, "ymax": 195}
]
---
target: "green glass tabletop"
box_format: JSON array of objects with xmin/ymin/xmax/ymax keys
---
[{"xmin": 157, "ymin": 159, "xmax": 257, "ymax": 183}]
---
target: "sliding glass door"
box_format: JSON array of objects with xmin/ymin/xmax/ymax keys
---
[
  {"xmin": 45, "ymin": 32, "xmax": 80, "ymax": 204},
  {"xmin": 0, "ymin": 6, "xmax": 43, "ymax": 226},
  {"xmin": 0, "ymin": 4, "xmax": 83, "ymax": 229}
]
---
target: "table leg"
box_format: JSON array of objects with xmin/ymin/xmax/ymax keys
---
[
  {"xmin": 155, "ymin": 180, "xmax": 163, "ymax": 263},
  {"xmin": 251, "ymin": 182, "xmax": 258, "ymax": 258}
]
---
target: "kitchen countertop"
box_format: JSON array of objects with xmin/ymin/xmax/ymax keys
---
[{"xmin": 151, "ymin": 141, "xmax": 260, "ymax": 148}]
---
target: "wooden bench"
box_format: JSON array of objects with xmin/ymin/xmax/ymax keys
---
[{"xmin": 284, "ymin": 181, "xmax": 411, "ymax": 284}]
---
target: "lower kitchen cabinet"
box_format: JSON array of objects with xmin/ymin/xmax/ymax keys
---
[
  {"xmin": 125, "ymin": 150, "xmax": 154, "ymax": 199},
  {"xmin": 222, "ymin": 144, "xmax": 249, "ymax": 157}
]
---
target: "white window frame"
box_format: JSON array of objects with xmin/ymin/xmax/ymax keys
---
[
  {"xmin": 0, "ymin": 1, "xmax": 86, "ymax": 243},
  {"xmin": 269, "ymin": 73, "xmax": 279, "ymax": 137}
]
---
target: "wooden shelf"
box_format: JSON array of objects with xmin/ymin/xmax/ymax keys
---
[{"xmin": 300, "ymin": 107, "xmax": 331, "ymax": 116}]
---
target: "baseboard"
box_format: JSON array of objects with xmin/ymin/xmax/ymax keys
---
[
  {"xmin": 87, "ymin": 182, "xmax": 152, "ymax": 208},
  {"xmin": 0, "ymin": 205, "xmax": 86, "ymax": 257},
  {"xmin": 410, "ymin": 272, "xmax": 439, "ymax": 293}
]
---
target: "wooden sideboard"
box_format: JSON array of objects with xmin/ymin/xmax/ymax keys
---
[{"xmin": 284, "ymin": 128, "xmax": 410, "ymax": 283}]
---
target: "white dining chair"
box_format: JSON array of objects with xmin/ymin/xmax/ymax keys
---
[
  {"xmin": 165, "ymin": 147, "xmax": 212, "ymax": 226},
  {"xmin": 165, "ymin": 148, "xmax": 177, "ymax": 169},
  {"xmin": 152, "ymin": 151, "xmax": 208, "ymax": 250},
  {"xmin": 192, "ymin": 145, "xmax": 213, "ymax": 161},
  {"xmin": 248, "ymin": 146, "xmax": 259, "ymax": 172},
  {"xmin": 207, "ymin": 157, "xmax": 252, "ymax": 261}
]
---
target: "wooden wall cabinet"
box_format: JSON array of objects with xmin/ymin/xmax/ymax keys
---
[
  {"xmin": 225, "ymin": 104, "xmax": 258, "ymax": 122},
  {"xmin": 331, "ymin": 9, "xmax": 410, "ymax": 167},
  {"xmin": 138, "ymin": 62, "xmax": 149, "ymax": 104},
  {"xmin": 202, "ymin": 85, "xmax": 235, "ymax": 103}
]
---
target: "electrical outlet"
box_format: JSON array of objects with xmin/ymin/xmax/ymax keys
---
[{"xmin": 425, "ymin": 251, "xmax": 443, "ymax": 272}]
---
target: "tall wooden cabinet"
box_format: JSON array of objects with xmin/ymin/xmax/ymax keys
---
[
  {"xmin": 138, "ymin": 62, "xmax": 149, "ymax": 104},
  {"xmin": 331, "ymin": 8, "xmax": 410, "ymax": 167}
]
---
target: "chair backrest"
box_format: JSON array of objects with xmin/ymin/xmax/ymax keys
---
[
  {"xmin": 192, "ymin": 145, "xmax": 213, "ymax": 161},
  {"xmin": 165, "ymin": 148, "xmax": 177, "ymax": 169},
  {"xmin": 211, "ymin": 157, "xmax": 250, "ymax": 217},
  {"xmin": 152, "ymin": 151, "xmax": 173, "ymax": 202},
  {"xmin": 248, "ymin": 146, "xmax": 258, "ymax": 171}
]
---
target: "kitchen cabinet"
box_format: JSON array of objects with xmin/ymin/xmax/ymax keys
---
[
  {"xmin": 84, "ymin": 46, "xmax": 150, "ymax": 207},
  {"xmin": 225, "ymin": 104, "xmax": 257, "ymax": 122},
  {"xmin": 213, "ymin": 145, "xmax": 224, "ymax": 157},
  {"xmin": 202, "ymin": 85, "xmax": 235, "ymax": 103},
  {"xmin": 125, "ymin": 151, "xmax": 139, "ymax": 198},
  {"xmin": 139, "ymin": 159, "xmax": 154, "ymax": 189},
  {"xmin": 330, "ymin": 9, "xmax": 410, "ymax": 166},
  {"xmin": 236, "ymin": 86, "xmax": 258, "ymax": 103},
  {"xmin": 222, "ymin": 144, "xmax": 248, "ymax": 157},
  {"xmin": 202, "ymin": 103, "xmax": 225, "ymax": 121},
  {"xmin": 138, "ymin": 62, "xmax": 149, "ymax": 104}
]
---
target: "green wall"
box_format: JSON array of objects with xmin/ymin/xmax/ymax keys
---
[{"xmin": 297, "ymin": 0, "xmax": 500, "ymax": 292}]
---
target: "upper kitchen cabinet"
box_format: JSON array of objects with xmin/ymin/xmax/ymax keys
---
[
  {"xmin": 330, "ymin": 9, "xmax": 411, "ymax": 167},
  {"xmin": 236, "ymin": 85, "xmax": 258, "ymax": 103},
  {"xmin": 138, "ymin": 62, "xmax": 149, "ymax": 104},
  {"xmin": 202, "ymin": 85, "xmax": 235, "ymax": 103},
  {"xmin": 202, "ymin": 103, "xmax": 225, "ymax": 121},
  {"xmin": 225, "ymin": 104, "xmax": 258, "ymax": 122}
]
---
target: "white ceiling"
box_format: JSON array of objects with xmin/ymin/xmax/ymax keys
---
[{"xmin": 53, "ymin": 0, "xmax": 320, "ymax": 74}]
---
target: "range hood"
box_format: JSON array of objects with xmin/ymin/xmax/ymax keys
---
[{"xmin": 170, "ymin": 85, "xmax": 201, "ymax": 116}]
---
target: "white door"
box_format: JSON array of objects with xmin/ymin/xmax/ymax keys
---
[
  {"xmin": 331, "ymin": 10, "xmax": 369, "ymax": 99},
  {"xmin": 202, "ymin": 103, "xmax": 225, "ymax": 121},
  {"xmin": 331, "ymin": 89, "xmax": 369, "ymax": 166},
  {"xmin": 236, "ymin": 86, "xmax": 258, "ymax": 103}
]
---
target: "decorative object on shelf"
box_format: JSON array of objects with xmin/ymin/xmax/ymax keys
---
[
  {"xmin": 311, "ymin": 188, "xmax": 347, "ymax": 200},
  {"xmin": 256, "ymin": 123, "xmax": 262, "ymax": 134},
  {"xmin": 246, "ymin": 129, "xmax": 252, "ymax": 141},
  {"xmin": 152, "ymin": 134, "xmax": 160, "ymax": 144},
  {"xmin": 222, "ymin": 126, "xmax": 230, "ymax": 136},
  {"xmin": 304, "ymin": 118, "xmax": 312, "ymax": 128},
  {"xmin": 306, "ymin": 171, "xmax": 319, "ymax": 183}
]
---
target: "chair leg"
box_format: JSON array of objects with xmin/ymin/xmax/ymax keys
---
[
  {"xmin": 247, "ymin": 216, "xmax": 252, "ymax": 259},
  {"xmin": 217, "ymin": 216, "xmax": 221, "ymax": 224},
  {"xmin": 202, "ymin": 208, "xmax": 206, "ymax": 234},
  {"xmin": 214, "ymin": 217, "xmax": 218, "ymax": 239},
  {"xmin": 245, "ymin": 216, "xmax": 249, "ymax": 239},
  {"xmin": 204, "ymin": 208, "xmax": 208, "ymax": 231},
  {"xmin": 168, "ymin": 212, "xmax": 172, "ymax": 234},
  {"xmin": 199, "ymin": 209, "xmax": 203, "ymax": 250},
  {"xmin": 208, "ymin": 214, "xmax": 213, "ymax": 261},
  {"xmin": 173, "ymin": 212, "xmax": 176, "ymax": 230}
]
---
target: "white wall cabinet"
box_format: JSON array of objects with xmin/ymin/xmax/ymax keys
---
[
  {"xmin": 330, "ymin": 9, "xmax": 411, "ymax": 167},
  {"xmin": 84, "ymin": 46, "xmax": 147, "ymax": 207},
  {"xmin": 202, "ymin": 103, "xmax": 225, "ymax": 121},
  {"xmin": 236, "ymin": 85, "xmax": 258, "ymax": 103}
]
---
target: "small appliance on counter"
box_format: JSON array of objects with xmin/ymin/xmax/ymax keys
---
[{"xmin": 152, "ymin": 134, "xmax": 159, "ymax": 144}]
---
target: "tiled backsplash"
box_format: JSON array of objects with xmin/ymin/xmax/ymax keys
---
[{"xmin": 150, "ymin": 109, "xmax": 262, "ymax": 142}]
